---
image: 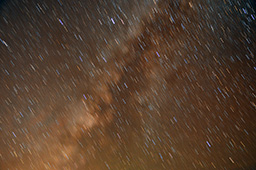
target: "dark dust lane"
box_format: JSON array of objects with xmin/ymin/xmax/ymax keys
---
[{"xmin": 0, "ymin": 0, "xmax": 256, "ymax": 169}]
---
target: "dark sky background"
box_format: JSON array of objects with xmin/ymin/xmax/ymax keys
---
[{"xmin": 0, "ymin": 0, "xmax": 256, "ymax": 169}]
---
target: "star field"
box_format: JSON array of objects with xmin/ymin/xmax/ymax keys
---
[{"xmin": 0, "ymin": 0, "xmax": 255, "ymax": 169}]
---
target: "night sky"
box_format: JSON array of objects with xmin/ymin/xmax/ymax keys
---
[{"xmin": 0, "ymin": 0, "xmax": 256, "ymax": 169}]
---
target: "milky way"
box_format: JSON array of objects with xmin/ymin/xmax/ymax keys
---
[{"xmin": 0, "ymin": 0, "xmax": 256, "ymax": 169}]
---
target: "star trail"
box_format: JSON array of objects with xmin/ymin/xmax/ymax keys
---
[{"xmin": 0, "ymin": 0, "xmax": 255, "ymax": 169}]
